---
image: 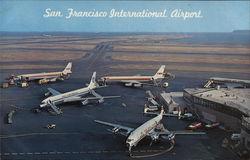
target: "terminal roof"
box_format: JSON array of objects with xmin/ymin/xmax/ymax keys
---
[{"xmin": 184, "ymin": 88, "xmax": 250, "ymax": 117}]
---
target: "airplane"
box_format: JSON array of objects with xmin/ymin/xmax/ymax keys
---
[
  {"xmin": 10, "ymin": 62, "xmax": 72, "ymax": 85},
  {"xmin": 39, "ymin": 72, "xmax": 120, "ymax": 115},
  {"xmin": 95, "ymin": 107, "xmax": 205, "ymax": 156},
  {"xmin": 100, "ymin": 65, "xmax": 174, "ymax": 87}
]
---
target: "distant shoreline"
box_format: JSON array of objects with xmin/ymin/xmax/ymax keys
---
[
  {"xmin": 1, "ymin": 31, "xmax": 249, "ymax": 36},
  {"xmin": 0, "ymin": 32, "xmax": 249, "ymax": 44}
]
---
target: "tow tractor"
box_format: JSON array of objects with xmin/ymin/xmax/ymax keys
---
[{"xmin": 45, "ymin": 124, "xmax": 56, "ymax": 129}]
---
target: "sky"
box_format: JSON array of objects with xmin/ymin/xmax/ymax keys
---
[{"xmin": 0, "ymin": 1, "xmax": 249, "ymax": 32}]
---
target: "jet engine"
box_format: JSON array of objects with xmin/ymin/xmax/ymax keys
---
[
  {"xmin": 133, "ymin": 83, "xmax": 142, "ymax": 87},
  {"xmin": 167, "ymin": 133, "xmax": 175, "ymax": 140},
  {"xmin": 38, "ymin": 79, "xmax": 49, "ymax": 85},
  {"xmin": 163, "ymin": 82, "xmax": 169, "ymax": 88}
]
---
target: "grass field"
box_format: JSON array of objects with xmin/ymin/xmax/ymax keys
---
[
  {"xmin": 113, "ymin": 45, "xmax": 250, "ymax": 54},
  {"xmin": 0, "ymin": 50, "xmax": 86, "ymax": 62},
  {"xmin": 0, "ymin": 65, "xmax": 65, "ymax": 70},
  {"xmin": 111, "ymin": 53, "xmax": 250, "ymax": 64},
  {"xmin": 110, "ymin": 64, "xmax": 250, "ymax": 73}
]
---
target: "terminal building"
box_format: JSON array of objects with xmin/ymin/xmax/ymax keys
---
[
  {"xmin": 183, "ymin": 88, "xmax": 250, "ymax": 150},
  {"xmin": 158, "ymin": 91, "xmax": 187, "ymax": 113},
  {"xmin": 241, "ymin": 116, "xmax": 250, "ymax": 150}
]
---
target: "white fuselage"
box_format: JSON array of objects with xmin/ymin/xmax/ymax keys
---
[
  {"xmin": 18, "ymin": 71, "xmax": 63, "ymax": 81},
  {"xmin": 102, "ymin": 76, "xmax": 153, "ymax": 82},
  {"xmin": 126, "ymin": 113, "xmax": 163, "ymax": 147},
  {"xmin": 41, "ymin": 87, "xmax": 90, "ymax": 106}
]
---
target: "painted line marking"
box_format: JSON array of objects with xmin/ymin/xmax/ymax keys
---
[
  {"xmin": 11, "ymin": 153, "xmax": 18, "ymax": 155},
  {"xmin": 64, "ymin": 151, "xmax": 71, "ymax": 154},
  {"xmin": 0, "ymin": 150, "xmax": 166, "ymax": 156}
]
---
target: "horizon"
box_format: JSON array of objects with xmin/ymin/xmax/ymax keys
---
[{"xmin": 1, "ymin": 30, "xmax": 250, "ymax": 33}]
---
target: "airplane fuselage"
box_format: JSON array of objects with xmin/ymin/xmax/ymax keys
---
[
  {"xmin": 102, "ymin": 76, "xmax": 153, "ymax": 82},
  {"xmin": 41, "ymin": 87, "xmax": 90, "ymax": 106},
  {"xmin": 18, "ymin": 71, "xmax": 64, "ymax": 81},
  {"xmin": 126, "ymin": 112, "xmax": 163, "ymax": 147}
]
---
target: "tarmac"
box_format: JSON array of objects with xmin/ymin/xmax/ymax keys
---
[{"xmin": 1, "ymin": 35, "xmax": 249, "ymax": 160}]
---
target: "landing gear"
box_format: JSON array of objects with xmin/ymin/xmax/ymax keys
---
[
  {"xmin": 128, "ymin": 145, "xmax": 133, "ymax": 157},
  {"xmin": 152, "ymin": 78, "xmax": 158, "ymax": 87},
  {"xmin": 66, "ymin": 74, "xmax": 70, "ymax": 79},
  {"xmin": 33, "ymin": 108, "xmax": 42, "ymax": 113},
  {"xmin": 103, "ymin": 80, "xmax": 107, "ymax": 86},
  {"xmin": 150, "ymin": 140, "xmax": 154, "ymax": 146}
]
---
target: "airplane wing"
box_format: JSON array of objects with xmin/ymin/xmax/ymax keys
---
[
  {"xmin": 148, "ymin": 130, "xmax": 205, "ymax": 141},
  {"xmin": 90, "ymin": 90, "xmax": 103, "ymax": 100},
  {"xmin": 144, "ymin": 111, "xmax": 183, "ymax": 118},
  {"xmin": 123, "ymin": 81, "xmax": 158, "ymax": 87},
  {"xmin": 47, "ymin": 78, "xmax": 57, "ymax": 82},
  {"xmin": 47, "ymin": 101, "xmax": 63, "ymax": 114},
  {"xmin": 50, "ymin": 103, "xmax": 63, "ymax": 115},
  {"xmin": 173, "ymin": 131, "xmax": 206, "ymax": 135},
  {"xmin": 47, "ymin": 88, "xmax": 62, "ymax": 96},
  {"xmin": 95, "ymin": 120, "xmax": 134, "ymax": 136},
  {"xmin": 121, "ymin": 80, "xmax": 140, "ymax": 83},
  {"xmin": 90, "ymin": 90, "xmax": 120, "ymax": 103},
  {"xmin": 155, "ymin": 131, "xmax": 205, "ymax": 136},
  {"xmin": 63, "ymin": 96, "xmax": 120, "ymax": 103}
]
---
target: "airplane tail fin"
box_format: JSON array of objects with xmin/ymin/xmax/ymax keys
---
[
  {"xmin": 88, "ymin": 72, "xmax": 99, "ymax": 89},
  {"xmin": 62, "ymin": 62, "xmax": 72, "ymax": 75},
  {"xmin": 153, "ymin": 65, "xmax": 165, "ymax": 80}
]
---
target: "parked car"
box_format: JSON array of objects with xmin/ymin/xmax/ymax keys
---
[{"xmin": 231, "ymin": 133, "xmax": 241, "ymax": 140}]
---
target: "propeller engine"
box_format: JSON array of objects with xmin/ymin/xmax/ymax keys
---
[{"xmin": 167, "ymin": 133, "xmax": 175, "ymax": 140}]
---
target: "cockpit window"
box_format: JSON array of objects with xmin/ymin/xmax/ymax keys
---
[{"xmin": 127, "ymin": 139, "xmax": 133, "ymax": 142}]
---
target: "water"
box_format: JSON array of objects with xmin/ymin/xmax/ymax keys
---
[
  {"xmin": 0, "ymin": 32, "xmax": 249, "ymax": 44},
  {"xmin": 171, "ymin": 32, "xmax": 250, "ymax": 44}
]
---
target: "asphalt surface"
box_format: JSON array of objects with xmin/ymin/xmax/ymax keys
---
[{"xmin": 1, "ymin": 35, "xmax": 249, "ymax": 160}]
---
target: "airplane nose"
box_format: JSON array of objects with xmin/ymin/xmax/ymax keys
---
[
  {"xmin": 41, "ymin": 98, "xmax": 49, "ymax": 103},
  {"xmin": 40, "ymin": 100, "xmax": 47, "ymax": 108},
  {"xmin": 126, "ymin": 141, "xmax": 131, "ymax": 148},
  {"xmin": 126, "ymin": 142, "xmax": 130, "ymax": 147},
  {"xmin": 126, "ymin": 139, "xmax": 134, "ymax": 148},
  {"xmin": 126, "ymin": 142, "xmax": 133, "ymax": 156},
  {"xmin": 40, "ymin": 103, "xmax": 46, "ymax": 108}
]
